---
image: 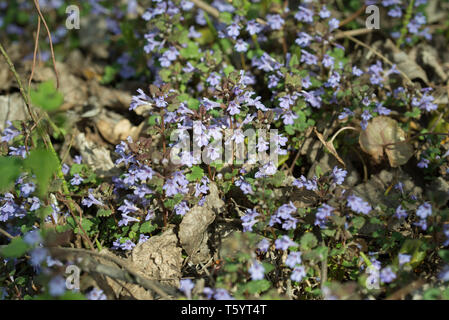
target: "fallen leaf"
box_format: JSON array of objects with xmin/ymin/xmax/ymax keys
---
[
  {"xmin": 179, "ymin": 182, "xmax": 224, "ymax": 264},
  {"xmin": 314, "ymin": 127, "xmax": 346, "ymax": 167},
  {"xmin": 359, "ymin": 116, "xmax": 413, "ymax": 167}
]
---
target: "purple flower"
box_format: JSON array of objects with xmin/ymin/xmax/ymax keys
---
[
  {"xmin": 1, "ymin": 121, "xmax": 20, "ymax": 143},
  {"xmin": 207, "ymin": 72, "xmax": 221, "ymax": 87},
  {"xmin": 30, "ymin": 248, "xmax": 48, "ymax": 267},
  {"xmin": 352, "ymin": 66, "xmax": 364, "ymax": 76},
  {"xmin": 266, "ymin": 14, "xmax": 284, "ymax": 30},
  {"xmin": 9, "ymin": 146, "xmax": 27, "ymax": 158},
  {"xmin": 20, "ymin": 182, "xmax": 35, "ymax": 197},
  {"xmin": 246, "ymin": 20, "xmax": 262, "ymax": 35},
  {"xmin": 375, "ymin": 103, "xmax": 391, "ymax": 115},
  {"xmin": 73, "ymin": 155, "xmax": 82, "ymax": 164},
  {"xmin": 328, "ymin": 18, "xmax": 340, "ymax": 31},
  {"xmin": 179, "ymin": 279, "xmax": 195, "ymax": 299},
  {"xmin": 416, "ymin": 202, "xmax": 432, "ymax": 219},
  {"xmin": 315, "ymin": 204, "xmax": 334, "ymax": 227},
  {"xmin": 118, "ymin": 199, "xmax": 139, "ymax": 215},
  {"xmin": 301, "ymin": 90, "xmax": 322, "ymax": 108},
  {"xmin": 326, "ymin": 71, "xmax": 341, "ymax": 88},
  {"xmin": 118, "ymin": 213, "xmax": 140, "ymax": 227},
  {"xmin": 275, "ymin": 235, "xmax": 298, "ymax": 250},
  {"xmin": 347, "ymin": 194, "xmax": 372, "ymax": 214},
  {"xmin": 248, "ymin": 261, "xmax": 265, "ymax": 280},
  {"xmin": 285, "ymin": 251, "xmax": 302, "ymax": 268},
  {"xmin": 395, "ymin": 205, "xmax": 408, "ymax": 219},
  {"xmin": 82, "ymin": 190, "xmax": 104, "ymax": 207},
  {"xmin": 291, "ymin": 265, "xmax": 306, "ymax": 282},
  {"xmin": 398, "ymin": 253, "xmax": 411, "ymax": 266},
  {"xmin": 70, "ymin": 174, "xmax": 83, "ymax": 186},
  {"xmin": 234, "ymin": 39, "xmax": 248, "ymax": 52},
  {"xmin": 300, "ymin": 50, "xmax": 318, "ymax": 65},
  {"xmin": 87, "ymin": 288, "xmax": 107, "ymax": 300},
  {"xmin": 134, "ymin": 184, "xmax": 153, "ymax": 198},
  {"xmin": 319, "ymin": 6, "xmax": 331, "ymax": 19},
  {"xmin": 293, "ymin": 175, "xmax": 317, "ymax": 191},
  {"xmin": 255, "ymin": 161, "xmax": 277, "ymax": 178},
  {"xmin": 214, "ymin": 288, "xmax": 234, "ymax": 300},
  {"xmin": 174, "ymin": 201, "xmax": 190, "ymax": 216},
  {"xmin": 414, "ymin": 219, "xmax": 427, "ymax": 230},
  {"xmin": 235, "ymin": 177, "xmax": 254, "ymax": 195},
  {"xmin": 412, "ymin": 93, "xmax": 437, "ymax": 112},
  {"xmin": 339, "ymin": 108, "xmax": 355, "ymax": 120},
  {"xmin": 241, "ymin": 208, "xmax": 259, "ymax": 232},
  {"xmin": 227, "ymin": 101, "xmax": 241, "ymax": 115},
  {"xmin": 24, "ymin": 229, "xmax": 42, "ymax": 246},
  {"xmin": 62, "ymin": 163, "xmax": 70, "ymax": 175},
  {"xmin": 322, "ymin": 54, "xmax": 335, "ymax": 68},
  {"xmin": 130, "ymin": 88, "xmax": 152, "ymax": 111},
  {"xmin": 295, "ymin": 6, "xmax": 314, "ymax": 24},
  {"xmin": 388, "ymin": 6, "xmax": 402, "ymax": 18},
  {"xmin": 332, "ymin": 166, "xmax": 347, "ymax": 185},
  {"xmin": 164, "ymin": 171, "xmax": 189, "ymax": 197},
  {"xmin": 49, "ymin": 276, "xmax": 66, "ymax": 297},
  {"xmin": 138, "ymin": 234, "xmax": 150, "ymax": 244},
  {"xmin": 282, "ymin": 111, "xmax": 298, "ymax": 125},
  {"xmin": 380, "ymin": 267, "xmax": 396, "ymax": 283},
  {"xmin": 417, "ymin": 158, "xmax": 430, "ymax": 168},
  {"xmin": 226, "ymin": 23, "xmax": 240, "ymax": 39},
  {"xmin": 135, "ymin": 165, "xmax": 155, "ymax": 182},
  {"xmin": 257, "ymin": 238, "xmax": 270, "ymax": 253},
  {"xmin": 120, "ymin": 239, "xmax": 136, "ymax": 250},
  {"xmin": 295, "ymin": 31, "xmax": 313, "ymax": 48}
]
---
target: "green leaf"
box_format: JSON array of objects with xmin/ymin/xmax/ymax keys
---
[
  {"xmin": 186, "ymin": 166, "xmax": 205, "ymax": 181},
  {"xmin": 246, "ymin": 280, "xmax": 271, "ymax": 294},
  {"xmin": 300, "ymin": 233, "xmax": 318, "ymax": 250},
  {"xmin": 30, "ymin": 80, "xmax": 64, "ymax": 111},
  {"xmin": 1, "ymin": 238, "xmax": 29, "ymax": 258},
  {"xmin": 140, "ymin": 221, "xmax": 157, "ymax": 234},
  {"xmin": 439, "ymin": 250, "xmax": 449, "ymax": 263},
  {"xmin": 399, "ymin": 239, "xmax": 426, "ymax": 268},
  {"xmin": 219, "ymin": 12, "xmax": 233, "ymax": 24},
  {"xmin": 0, "ymin": 156, "xmax": 22, "ymax": 191},
  {"xmin": 352, "ymin": 216, "xmax": 366, "ymax": 230},
  {"xmin": 101, "ymin": 65, "xmax": 118, "ymax": 84},
  {"xmin": 180, "ymin": 41, "xmax": 201, "ymax": 59},
  {"xmin": 24, "ymin": 149, "xmax": 59, "ymax": 197},
  {"xmin": 97, "ymin": 208, "xmax": 112, "ymax": 217}
]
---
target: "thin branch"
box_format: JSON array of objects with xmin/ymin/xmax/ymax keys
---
[
  {"xmin": 33, "ymin": 0, "xmax": 59, "ymax": 88},
  {"xmin": 343, "ymin": 35, "xmax": 416, "ymax": 88},
  {"xmin": 0, "ymin": 42, "xmax": 37, "ymax": 124},
  {"xmin": 0, "ymin": 227, "xmax": 16, "ymax": 240},
  {"xmin": 334, "ymin": 28, "xmax": 374, "ymax": 39},
  {"xmin": 339, "ymin": 5, "xmax": 367, "ymax": 28},
  {"xmin": 49, "ymin": 247, "xmax": 177, "ymax": 299},
  {"xmin": 28, "ymin": 16, "xmax": 41, "ymax": 96}
]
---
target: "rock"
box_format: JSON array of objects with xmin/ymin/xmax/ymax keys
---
[
  {"xmin": 32, "ymin": 62, "xmax": 89, "ymax": 111},
  {"xmin": 353, "ymin": 170, "xmax": 422, "ymax": 209},
  {"xmin": 130, "ymin": 228, "xmax": 183, "ymax": 289},
  {"xmin": 0, "ymin": 93, "xmax": 29, "ymax": 131},
  {"xmin": 74, "ymin": 132, "xmax": 119, "ymax": 177},
  {"xmin": 179, "ymin": 182, "xmax": 224, "ymax": 264}
]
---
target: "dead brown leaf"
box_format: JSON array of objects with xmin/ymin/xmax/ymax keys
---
[{"xmin": 359, "ymin": 116, "xmax": 413, "ymax": 167}]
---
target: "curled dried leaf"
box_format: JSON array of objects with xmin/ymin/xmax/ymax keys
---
[{"xmin": 359, "ymin": 116, "xmax": 413, "ymax": 167}]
